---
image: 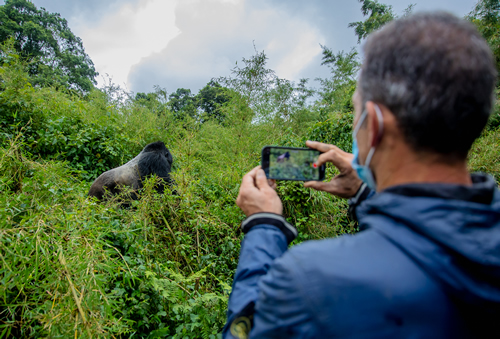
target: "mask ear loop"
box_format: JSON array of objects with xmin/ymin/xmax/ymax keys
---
[
  {"xmin": 363, "ymin": 104, "xmax": 384, "ymax": 166},
  {"xmin": 353, "ymin": 109, "xmax": 368, "ymax": 138},
  {"xmin": 373, "ymin": 104, "xmax": 384, "ymax": 144}
]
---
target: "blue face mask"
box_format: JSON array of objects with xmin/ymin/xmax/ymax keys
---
[{"xmin": 351, "ymin": 105, "xmax": 384, "ymax": 191}]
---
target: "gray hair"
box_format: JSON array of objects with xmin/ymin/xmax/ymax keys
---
[{"xmin": 360, "ymin": 12, "xmax": 497, "ymax": 159}]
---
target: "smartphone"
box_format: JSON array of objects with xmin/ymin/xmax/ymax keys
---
[{"xmin": 261, "ymin": 146, "xmax": 325, "ymax": 181}]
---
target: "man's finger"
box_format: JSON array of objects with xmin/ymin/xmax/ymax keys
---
[
  {"xmin": 268, "ymin": 179, "xmax": 277, "ymax": 190},
  {"xmin": 315, "ymin": 148, "xmax": 354, "ymax": 172},
  {"xmin": 255, "ymin": 169, "xmax": 271, "ymax": 190},
  {"xmin": 240, "ymin": 166, "xmax": 261, "ymax": 190},
  {"xmin": 304, "ymin": 180, "xmax": 336, "ymax": 193},
  {"xmin": 306, "ymin": 140, "xmax": 334, "ymax": 153},
  {"xmin": 315, "ymin": 149, "xmax": 341, "ymax": 168}
]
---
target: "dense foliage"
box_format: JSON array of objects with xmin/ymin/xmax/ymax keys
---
[
  {"xmin": 348, "ymin": 0, "xmax": 415, "ymax": 43},
  {"xmin": 0, "ymin": 0, "xmax": 98, "ymax": 92},
  {"xmin": 467, "ymin": 0, "xmax": 500, "ymax": 86},
  {"xmin": 0, "ymin": 42, "xmax": 358, "ymax": 337},
  {"xmin": 0, "ymin": 0, "xmax": 499, "ymax": 338}
]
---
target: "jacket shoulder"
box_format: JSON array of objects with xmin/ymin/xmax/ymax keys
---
[{"xmin": 275, "ymin": 229, "xmax": 460, "ymax": 337}]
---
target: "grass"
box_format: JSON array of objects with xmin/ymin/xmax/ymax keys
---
[
  {"xmin": 469, "ymin": 127, "xmax": 500, "ymax": 183},
  {"xmin": 0, "ymin": 43, "xmax": 498, "ymax": 338},
  {"xmin": 0, "ymin": 120, "xmax": 353, "ymax": 337}
]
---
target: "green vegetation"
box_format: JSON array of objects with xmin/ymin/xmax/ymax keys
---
[
  {"xmin": 0, "ymin": 0, "xmax": 499, "ymax": 338},
  {"xmin": 0, "ymin": 42, "xmax": 354, "ymax": 338},
  {"xmin": 348, "ymin": 0, "xmax": 415, "ymax": 43},
  {"xmin": 0, "ymin": 0, "xmax": 98, "ymax": 92},
  {"xmin": 467, "ymin": 0, "xmax": 500, "ymax": 79}
]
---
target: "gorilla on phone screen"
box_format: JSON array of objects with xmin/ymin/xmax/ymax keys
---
[
  {"xmin": 88, "ymin": 141, "xmax": 174, "ymax": 200},
  {"xmin": 277, "ymin": 151, "xmax": 290, "ymax": 163}
]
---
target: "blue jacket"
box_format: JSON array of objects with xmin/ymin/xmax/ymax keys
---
[{"xmin": 224, "ymin": 174, "xmax": 500, "ymax": 338}]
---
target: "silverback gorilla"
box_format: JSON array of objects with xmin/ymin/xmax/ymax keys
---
[{"xmin": 88, "ymin": 141, "xmax": 174, "ymax": 200}]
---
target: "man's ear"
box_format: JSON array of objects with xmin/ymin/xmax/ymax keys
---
[{"xmin": 365, "ymin": 101, "xmax": 383, "ymax": 147}]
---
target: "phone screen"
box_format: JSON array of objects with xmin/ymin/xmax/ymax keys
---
[{"xmin": 261, "ymin": 146, "xmax": 325, "ymax": 181}]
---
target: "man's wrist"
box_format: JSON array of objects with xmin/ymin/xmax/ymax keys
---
[
  {"xmin": 351, "ymin": 183, "xmax": 368, "ymax": 201},
  {"xmin": 241, "ymin": 213, "xmax": 297, "ymax": 244},
  {"xmin": 348, "ymin": 183, "xmax": 373, "ymax": 222}
]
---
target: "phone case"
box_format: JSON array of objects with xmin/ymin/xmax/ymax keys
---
[{"xmin": 261, "ymin": 146, "xmax": 325, "ymax": 181}]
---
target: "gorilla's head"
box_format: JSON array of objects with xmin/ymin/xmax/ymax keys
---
[
  {"xmin": 137, "ymin": 141, "xmax": 173, "ymax": 181},
  {"xmin": 142, "ymin": 141, "xmax": 173, "ymax": 165}
]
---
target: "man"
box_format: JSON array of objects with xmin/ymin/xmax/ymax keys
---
[{"xmin": 223, "ymin": 12, "xmax": 500, "ymax": 339}]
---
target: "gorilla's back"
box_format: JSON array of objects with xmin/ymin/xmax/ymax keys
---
[{"xmin": 88, "ymin": 162, "xmax": 140, "ymax": 200}]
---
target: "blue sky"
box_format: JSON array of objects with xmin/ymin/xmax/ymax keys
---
[{"xmin": 25, "ymin": 0, "xmax": 478, "ymax": 94}]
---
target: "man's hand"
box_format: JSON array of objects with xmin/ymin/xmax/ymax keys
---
[
  {"xmin": 236, "ymin": 166, "xmax": 282, "ymax": 217},
  {"xmin": 304, "ymin": 141, "xmax": 363, "ymax": 199}
]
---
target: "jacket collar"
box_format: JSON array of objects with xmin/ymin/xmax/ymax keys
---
[{"xmin": 380, "ymin": 173, "xmax": 497, "ymax": 205}]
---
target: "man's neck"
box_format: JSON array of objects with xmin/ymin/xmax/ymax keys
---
[{"xmin": 375, "ymin": 150, "xmax": 472, "ymax": 192}]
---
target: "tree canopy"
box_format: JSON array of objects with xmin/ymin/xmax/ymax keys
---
[
  {"xmin": 348, "ymin": 0, "xmax": 414, "ymax": 43},
  {"xmin": 197, "ymin": 80, "xmax": 230, "ymax": 123},
  {"xmin": 167, "ymin": 88, "xmax": 199, "ymax": 120},
  {"xmin": 0, "ymin": 0, "xmax": 97, "ymax": 92},
  {"xmin": 348, "ymin": 0, "xmax": 396, "ymax": 43},
  {"xmin": 467, "ymin": 0, "xmax": 500, "ymax": 79}
]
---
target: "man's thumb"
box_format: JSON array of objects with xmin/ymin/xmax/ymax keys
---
[{"xmin": 255, "ymin": 169, "xmax": 270, "ymax": 190}]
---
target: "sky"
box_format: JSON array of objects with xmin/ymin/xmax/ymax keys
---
[{"xmin": 23, "ymin": 0, "xmax": 478, "ymax": 95}]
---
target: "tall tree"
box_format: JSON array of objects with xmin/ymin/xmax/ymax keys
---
[
  {"xmin": 348, "ymin": 0, "xmax": 414, "ymax": 44},
  {"xmin": 167, "ymin": 88, "xmax": 198, "ymax": 120},
  {"xmin": 218, "ymin": 48, "xmax": 314, "ymax": 123},
  {"xmin": 316, "ymin": 47, "xmax": 360, "ymax": 115},
  {"xmin": 0, "ymin": 0, "xmax": 98, "ymax": 92},
  {"xmin": 134, "ymin": 86, "xmax": 169, "ymax": 115},
  {"xmin": 219, "ymin": 48, "xmax": 276, "ymax": 115},
  {"xmin": 467, "ymin": 0, "xmax": 500, "ymax": 77},
  {"xmin": 197, "ymin": 80, "xmax": 229, "ymax": 123},
  {"xmin": 348, "ymin": 0, "xmax": 396, "ymax": 43}
]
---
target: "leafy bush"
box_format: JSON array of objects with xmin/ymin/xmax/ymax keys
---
[
  {"xmin": 0, "ymin": 44, "xmax": 175, "ymax": 180},
  {"xmin": 0, "ymin": 18, "xmax": 499, "ymax": 337},
  {"xmin": 0, "ymin": 146, "xmax": 233, "ymax": 338},
  {"xmin": 33, "ymin": 116, "xmax": 135, "ymax": 180},
  {"xmin": 486, "ymin": 94, "xmax": 500, "ymax": 131},
  {"xmin": 306, "ymin": 113, "xmax": 354, "ymax": 152},
  {"xmin": 469, "ymin": 127, "xmax": 500, "ymax": 183}
]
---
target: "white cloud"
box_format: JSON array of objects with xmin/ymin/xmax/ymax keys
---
[
  {"xmin": 127, "ymin": 0, "xmax": 325, "ymax": 93},
  {"xmin": 266, "ymin": 29, "xmax": 322, "ymax": 81},
  {"xmin": 41, "ymin": 0, "xmax": 478, "ymax": 93},
  {"xmin": 74, "ymin": 0, "xmax": 180, "ymax": 89}
]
